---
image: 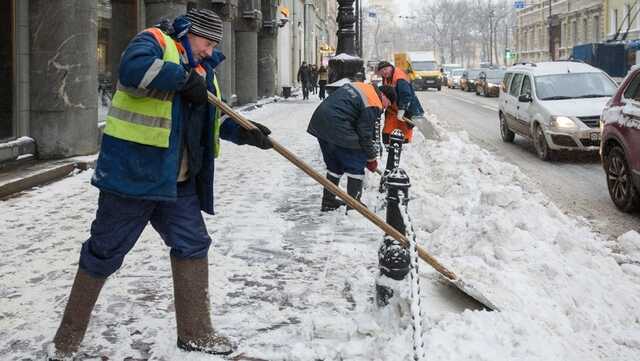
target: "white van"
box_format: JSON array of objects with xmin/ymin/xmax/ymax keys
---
[{"xmin": 498, "ymin": 62, "xmax": 617, "ymax": 160}]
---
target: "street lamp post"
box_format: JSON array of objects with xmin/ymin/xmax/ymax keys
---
[{"xmin": 328, "ymin": 0, "xmax": 365, "ymax": 84}]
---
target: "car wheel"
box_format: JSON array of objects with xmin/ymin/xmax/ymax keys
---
[
  {"xmin": 605, "ymin": 146, "xmax": 640, "ymax": 212},
  {"xmin": 499, "ymin": 113, "xmax": 515, "ymax": 142},
  {"xmin": 533, "ymin": 124, "xmax": 555, "ymax": 161}
]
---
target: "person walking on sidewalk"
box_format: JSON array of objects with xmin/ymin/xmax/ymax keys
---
[
  {"xmin": 297, "ymin": 61, "xmax": 313, "ymax": 100},
  {"xmin": 376, "ymin": 61, "xmax": 425, "ymax": 144},
  {"xmin": 311, "ymin": 64, "xmax": 319, "ymax": 94},
  {"xmin": 48, "ymin": 9, "xmax": 273, "ymax": 360},
  {"xmin": 307, "ymin": 82, "xmax": 396, "ymax": 211},
  {"xmin": 318, "ymin": 65, "xmax": 328, "ymax": 99}
]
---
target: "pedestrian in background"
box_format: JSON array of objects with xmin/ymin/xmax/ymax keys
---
[
  {"xmin": 48, "ymin": 9, "xmax": 273, "ymax": 360},
  {"xmin": 297, "ymin": 61, "xmax": 313, "ymax": 100},
  {"xmin": 307, "ymin": 82, "xmax": 396, "ymax": 211},
  {"xmin": 376, "ymin": 61, "xmax": 425, "ymax": 144},
  {"xmin": 318, "ymin": 65, "xmax": 328, "ymax": 100},
  {"xmin": 311, "ymin": 64, "xmax": 319, "ymax": 94}
]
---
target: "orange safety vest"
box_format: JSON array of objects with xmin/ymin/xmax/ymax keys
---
[
  {"xmin": 351, "ymin": 82, "xmax": 383, "ymax": 110},
  {"xmin": 382, "ymin": 67, "xmax": 413, "ymax": 142}
]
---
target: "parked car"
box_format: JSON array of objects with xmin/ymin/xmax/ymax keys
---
[
  {"xmin": 499, "ymin": 61, "xmax": 617, "ymax": 161},
  {"xmin": 475, "ymin": 69, "xmax": 506, "ymax": 97},
  {"xmin": 601, "ymin": 66, "xmax": 640, "ymax": 212},
  {"xmin": 460, "ymin": 69, "xmax": 482, "ymax": 92},
  {"xmin": 447, "ymin": 68, "xmax": 465, "ymax": 89}
]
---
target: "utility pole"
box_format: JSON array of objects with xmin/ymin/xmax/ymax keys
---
[
  {"xmin": 548, "ymin": 0, "xmax": 554, "ymax": 60},
  {"xmin": 488, "ymin": 1, "xmax": 494, "ymax": 65}
]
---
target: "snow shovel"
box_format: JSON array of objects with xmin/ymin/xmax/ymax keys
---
[{"xmin": 207, "ymin": 92, "xmax": 497, "ymax": 310}]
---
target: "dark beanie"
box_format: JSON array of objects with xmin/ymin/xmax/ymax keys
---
[
  {"xmin": 186, "ymin": 9, "xmax": 224, "ymax": 43},
  {"xmin": 376, "ymin": 61, "xmax": 394, "ymax": 71},
  {"xmin": 378, "ymin": 85, "xmax": 396, "ymax": 104}
]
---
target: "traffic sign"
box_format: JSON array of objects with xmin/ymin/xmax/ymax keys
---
[{"xmin": 514, "ymin": 0, "xmax": 525, "ymax": 9}]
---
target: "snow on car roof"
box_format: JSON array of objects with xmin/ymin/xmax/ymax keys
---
[{"xmin": 508, "ymin": 61, "xmax": 603, "ymax": 76}]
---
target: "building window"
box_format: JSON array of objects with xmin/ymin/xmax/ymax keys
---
[
  {"xmin": 594, "ymin": 16, "xmax": 600, "ymax": 42},
  {"xmin": 612, "ymin": 9, "xmax": 619, "ymax": 34},
  {"xmin": 572, "ymin": 21, "xmax": 578, "ymax": 45},
  {"xmin": 0, "ymin": 0, "xmax": 14, "ymax": 141},
  {"xmin": 583, "ymin": 18, "xmax": 588, "ymax": 43}
]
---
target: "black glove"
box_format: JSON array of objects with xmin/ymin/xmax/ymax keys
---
[
  {"xmin": 237, "ymin": 121, "xmax": 273, "ymax": 149},
  {"xmin": 180, "ymin": 70, "xmax": 208, "ymax": 105}
]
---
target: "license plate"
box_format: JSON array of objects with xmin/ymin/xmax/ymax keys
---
[
  {"xmin": 590, "ymin": 133, "xmax": 600, "ymax": 141},
  {"xmin": 426, "ymin": 80, "xmax": 434, "ymax": 83}
]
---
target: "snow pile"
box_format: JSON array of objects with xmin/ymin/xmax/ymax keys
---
[
  {"xmin": 401, "ymin": 114, "xmax": 640, "ymax": 360},
  {"xmin": 603, "ymin": 103, "xmax": 640, "ymax": 129}
]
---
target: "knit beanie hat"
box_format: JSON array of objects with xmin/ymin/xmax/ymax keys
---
[
  {"xmin": 186, "ymin": 9, "xmax": 224, "ymax": 43},
  {"xmin": 376, "ymin": 61, "xmax": 394, "ymax": 72}
]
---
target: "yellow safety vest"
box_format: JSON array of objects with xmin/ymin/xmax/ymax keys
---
[{"xmin": 105, "ymin": 28, "xmax": 223, "ymax": 158}]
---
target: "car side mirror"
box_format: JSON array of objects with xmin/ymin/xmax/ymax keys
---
[{"xmin": 518, "ymin": 93, "xmax": 532, "ymax": 103}]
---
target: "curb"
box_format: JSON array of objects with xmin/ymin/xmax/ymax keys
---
[{"xmin": 0, "ymin": 157, "xmax": 97, "ymax": 200}]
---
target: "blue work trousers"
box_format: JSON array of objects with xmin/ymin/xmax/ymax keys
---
[
  {"xmin": 79, "ymin": 179, "xmax": 212, "ymax": 278},
  {"xmin": 318, "ymin": 139, "xmax": 367, "ymax": 179}
]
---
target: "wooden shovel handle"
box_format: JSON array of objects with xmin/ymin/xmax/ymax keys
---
[{"xmin": 207, "ymin": 92, "xmax": 457, "ymax": 281}]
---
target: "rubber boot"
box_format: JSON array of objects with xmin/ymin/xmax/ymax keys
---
[
  {"xmin": 171, "ymin": 256, "xmax": 234, "ymax": 355},
  {"xmin": 321, "ymin": 173, "xmax": 344, "ymax": 212},
  {"xmin": 49, "ymin": 269, "xmax": 106, "ymax": 360},
  {"xmin": 346, "ymin": 177, "xmax": 365, "ymax": 211}
]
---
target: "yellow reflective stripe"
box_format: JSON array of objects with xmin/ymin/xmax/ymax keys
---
[
  {"xmin": 108, "ymin": 106, "xmax": 172, "ymax": 129},
  {"xmin": 139, "ymin": 58, "xmax": 165, "ymax": 89},
  {"xmin": 104, "ymin": 116, "xmax": 171, "ymax": 148},
  {"xmin": 212, "ymin": 75, "xmax": 221, "ymax": 158},
  {"xmin": 111, "ymin": 91, "xmax": 172, "ymax": 121}
]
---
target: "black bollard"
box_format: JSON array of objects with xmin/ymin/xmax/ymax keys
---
[
  {"xmin": 379, "ymin": 129, "xmax": 405, "ymax": 193},
  {"xmin": 376, "ymin": 166, "xmax": 412, "ymax": 306}
]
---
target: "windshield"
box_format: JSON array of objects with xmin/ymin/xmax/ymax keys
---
[
  {"xmin": 413, "ymin": 61, "xmax": 438, "ymax": 71},
  {"xmin": 452, "ymin": 69, "xmax": 464, "ymax": 76},
  {"xmin": 467, "ymin": 70, "xmax": 481, "ymax": 78},
  {"xmin": 485, "ymin": 70, "xmax": 505, "ymax": 81},
  {"xmin": 535, "ymin": 72, "xmax": 617, "ymax": 100}
]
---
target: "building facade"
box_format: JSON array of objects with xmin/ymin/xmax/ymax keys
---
[
  {"xmin": 605, "ymin": 0, "xmax": 640, "ymax": 41},
  {"xmin": 515, "ymin": 0, "xmax": 605, "ymax": 62},
  {"xmin": 0, "ymin": 0, "xmax": 338, "ymax": 163}
]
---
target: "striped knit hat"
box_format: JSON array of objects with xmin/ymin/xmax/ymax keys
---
[{"xmin": 186, "ymin": 9, "xmax": 223, "ymax": 43}]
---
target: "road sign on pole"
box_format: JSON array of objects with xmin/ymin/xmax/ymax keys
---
[{"xmin": 514, "ymin": 0, "xmax": 525, "ymax": 9}]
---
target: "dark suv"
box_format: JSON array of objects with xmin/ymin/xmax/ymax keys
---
[{"xmin": 601, "ymin": 67, "xmax": 640, "ymax": 212}]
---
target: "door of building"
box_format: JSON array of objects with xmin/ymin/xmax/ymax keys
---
[{"xmin": 0, "ymin": 0, "xmax": 14, "ymax": 141}]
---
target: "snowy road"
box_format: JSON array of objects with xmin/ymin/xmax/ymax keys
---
[
  {"xmin": 417, "ymin": 88, "xmax": 640, "ymax": 240},
  {"xmin": 1, "ymin": 96, "xmax": 640, "ymax": 360}
]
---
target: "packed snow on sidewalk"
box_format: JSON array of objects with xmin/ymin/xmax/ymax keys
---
[{"xmin": 1, "ymin": 98, "xmax": 639, "ymax": 360}]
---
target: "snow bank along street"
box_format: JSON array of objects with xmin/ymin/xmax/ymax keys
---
[{"xmin": 1, "ymin": 98, "xmax": 640, "ymax": 360}]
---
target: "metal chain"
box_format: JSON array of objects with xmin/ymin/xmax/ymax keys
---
[{"xmin": 403, "ymin": 198, "xmax": 426, "ymax": 361}]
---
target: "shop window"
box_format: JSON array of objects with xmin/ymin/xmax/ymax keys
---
[{"xmin": 0, "ymin": 0, "xmax": 14, "ymax": 140}]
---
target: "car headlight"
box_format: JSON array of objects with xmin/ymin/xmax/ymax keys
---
[
  {"xmin": 469, "ymin": 80, "xmax": 475, "ymax": 84},
  {"xmin": 550, "ymin": 116, "xmax": 577, "ymax": 129}
]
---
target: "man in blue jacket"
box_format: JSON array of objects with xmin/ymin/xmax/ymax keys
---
[
  {"xmin": 307, "ymin": 82, "xmax": 396, "ymax": 211},
  {"xmin": 49, "ymin": 9, "xmax": 271, "ymax": 359}
]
